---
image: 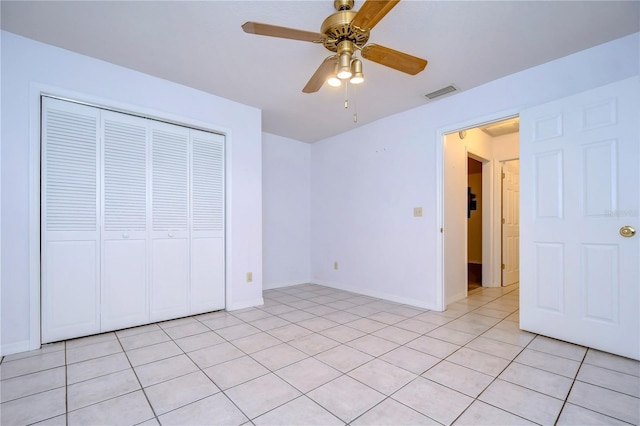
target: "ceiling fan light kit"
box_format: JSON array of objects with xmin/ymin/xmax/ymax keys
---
[
  {"xmin": 350, "ymin": 59, "xmax": 364, "ymax": 84},
  {"xmin": 242, "ymin": 0, "xmax": 427, "ymax": 114}
]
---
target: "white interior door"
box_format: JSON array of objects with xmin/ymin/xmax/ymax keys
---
[
  {"xmin": 502, "ymin": 160, "xmax": 520, "ymax": 286},
  {"xmin": 41, "ymin": 98, "xmax": 101, "ymax": 343},
  {"xmin": 150, "ymin": 122, "xmax": 190, "ymax": 322},
  {"xmin": 190, "ymin": 130, "xmax": 226, "ymax": 313},
  {"xmin": 101, "ymin": 111, "xmax": 149, "ymax": 331},
  {"xmin": 520, "ymin": 77, "xmax": 639, "ymax": 360}
]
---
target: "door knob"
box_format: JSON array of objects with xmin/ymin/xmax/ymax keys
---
[
  {"xmin": 619, "ymin": 226, "xmax": 636, "ymax": 238},
  {"xmin": 122, "ymin": 232, "xmax": 129, "ymax": 238},
  {"xmin": 168, "ymin": 232, "xmax": 174, "ymax": 238}
]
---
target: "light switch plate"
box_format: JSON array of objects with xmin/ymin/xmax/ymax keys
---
[{"xmin": 413, "ymin": 207, "xmax": 423, "ymax": 217}]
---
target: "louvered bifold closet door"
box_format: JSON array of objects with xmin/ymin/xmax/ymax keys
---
[
  {"xmin": 101, "ymin": 111, "xmax": 149, "ymax": 331},
  {"xmin": 41, "ymin": 97, "xmax": 101, "ymax": 343},
  {"xmin": 190, "ymin": 129, "xmax": 225, "ymax": 313},
  {"xmin": 191, "ymin": 130, "xmax": 225, "ymax": 314},
  {"xmin": 150, "ymin": 121, "xmax": 190, "ymax": 322}
]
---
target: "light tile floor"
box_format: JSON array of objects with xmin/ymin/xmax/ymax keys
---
[{"xmin": 1, "ymin": 284, "xmax": 639, "ymax": 425}]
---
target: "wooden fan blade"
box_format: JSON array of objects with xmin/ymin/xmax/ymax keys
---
[
  {"xmin": 361, "ymin": 44, "xmax": 428, "ymax": 75},
  {"xmin": 303, "ymin": 56, "xmax": 338, "ymax": 93},
  {"xmin": 242, "ymin": 22, "xmax": 324, "ymax": 43},
  {"xmin": 350, "ymin": 0, "xmax": 400, "ymax": 32}
]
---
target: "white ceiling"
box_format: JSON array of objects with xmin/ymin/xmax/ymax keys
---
[{"xmin": 2, "ymin": 1, "xmax": 638, "ymax": 143}]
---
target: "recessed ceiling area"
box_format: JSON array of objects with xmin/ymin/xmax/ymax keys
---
[
  {"xmin": 1, "ymin": 1, "xmax": 638, "ymax": 142},
  {"xmin": 480, "ymin": 117, "xmax": 520, "ymax": 137}
]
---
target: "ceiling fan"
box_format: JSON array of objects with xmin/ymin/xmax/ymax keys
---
[{"xmin": 242, "ymin": 0, "xmax": 428, "ymax": 93}]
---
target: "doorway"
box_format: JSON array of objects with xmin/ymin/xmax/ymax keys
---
[
  {"xmin": 442, "ymin": 117, "xmax": 520, "ymax": 306},
  {"xmin": 467, "ymin": 157, "xmax": 483, "ymax": 292}
]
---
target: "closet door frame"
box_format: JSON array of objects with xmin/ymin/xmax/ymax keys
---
[{"xmin": 31, "ymin": 90, "xmax": 228, "ymax": 349}]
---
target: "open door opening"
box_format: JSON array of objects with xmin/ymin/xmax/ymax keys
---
[
  {"xmin": 443, "ymin": 117, "xmax": 519, "ymax": 306},
  {"xmin": 467, "ymin": 157, "xmax": 483, "ymax": 292}
]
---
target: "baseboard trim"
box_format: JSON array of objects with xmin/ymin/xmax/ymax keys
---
[
  {"xmin": 226, "ymin": 297, "xmax": 264, "ymax": 311},
  {"xmin": 311, "ymin": 280, "xmax": 441, "ymax": 311},
  {"xmin": 446, "ymin": 290, "xmax": 468, "ymax": 305},
  {"xmin": 262, "ymin": 280, "xmax": 311, "ymax": 290},
  {"xmin": 1, "ymin": 339, "xmax": 36, "ymax": 357}
]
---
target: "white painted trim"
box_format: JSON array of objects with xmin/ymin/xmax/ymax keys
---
[
  {"xmin": 435, "ymin": 109, "xmax": 520, "ymax": 310},
  {"xmin": 0, "ymin": 34, "xmax": 2, "ymax": 354},
  {"xmin": 434, "ymin": 128, "xmax": 445, "ymax": 312},
  {"xmin": 226, "ymin": 297, "xmax": 265, "ymax": 311},
  {"xmin": 28, "ymin": 83, "xmax": 233, "ymax": 353},
  {"xmin": 312, "ymin": 280, "xmax": 440, "ymax": 311},
  {"xmin": 0, "ymin": 339, "xmax": 33, "ymax": 357},
  {"xmin": 224, "ymin": 121, "xmax": 233, "ymax": 317},
  {"xmin": 28, "ymin": 84, "xmax": 41, "ymax": 351},
  {"xmin": 487, "ymin": 159, "xmax": 500, "ymax": 287},
  {"xmin": 447, "ymin": 290, "xmax": 468, "ymax": 305},
  {"xmin": 263, "ymin": 280, "xmax": 311, "ymax": 290}
]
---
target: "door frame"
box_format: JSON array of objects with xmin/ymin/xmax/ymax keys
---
[
  {"xmin": 466, "ymin": 153, "xmax": 489, "ymax": 291},
  {"xmin": 26, "ymin": 84, "xmax": 231, "ymax": 352},
  {"xmin": 435, "ymin": 109, "xmax": 520, "ymax": 310}
]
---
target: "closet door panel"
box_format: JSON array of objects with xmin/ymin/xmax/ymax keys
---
[
  {"xmin": 190, "ymin": 130, "xmax": 226, "ymax": 313},
  {"xmin": 41, "ymin": 98, "xmax": 100, "ymax": 343},
  {"xmin": 102, "ymin": 240, "xmax": 147, "ymax": 331},
  {"xmin": 101, "ymin": 112, "xmax": 149, "ymax": 331},
  {"xmin": 150, "ymin": 123, "xmax": 190, "ymax": 321},
  {"xmin": 191, "ymin": 237, "xmax": 225, "ymax": 313},
  {"xmin": 44, "ymin": 241, "xmax": 99, "ymax": 342},
  {"xmin": 151, "ymin": 239, "xmax": 189, "ymax": 321}
]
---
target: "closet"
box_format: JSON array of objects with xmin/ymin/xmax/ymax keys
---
[{"xmin": 41, "ymin": 97, "xmax": 225, "ymax": 343}]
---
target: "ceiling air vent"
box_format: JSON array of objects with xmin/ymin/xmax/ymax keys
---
[{"xmin": 425, "ymin": 85, "xmax": 457, "ymax": 100}]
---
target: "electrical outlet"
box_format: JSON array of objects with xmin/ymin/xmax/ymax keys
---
[
  {"xmin": 413, "ymin": 207, "xmax": 423, "ymax": 217},
  {"xmin": 246, "ymin": 272, "xmax": 253, "ymax": 283},
  {"xmin": 334, "ymin": 261, "xmax": 339, "ymax": 270}
]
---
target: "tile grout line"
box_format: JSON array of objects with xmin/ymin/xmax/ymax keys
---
[
  {"xmin": 180, "ymin": 287, "xmax": 634, "ymax": 424},
  {"xmin": 0, "ymin": 285, "xmax": 524, "ymax": 421},
  {"xmin": 215, "ymin": 285, "xmax": 503, "ymax": 423},
  {"xmin": 176, "ymin": 314, "xmax": 275, "ymax": 423},
  {"xmin": 219, "ymin": 286, "xmax": 628, "ymax": 424},
  {"xmin": 65, "ymin": 341, "xmax": 68, "ymax": 426},
  {"xmin": 552, "ymin": 349, "xmax": 589, "ymax": 425},
  {"xmin": 114, "ymin": 328, "xmax": 161, "ymax": 425},
  {"xmin": 2, "ymin": 284, "xmax": 637, "ymax": 425}
]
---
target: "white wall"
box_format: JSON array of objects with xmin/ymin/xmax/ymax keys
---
[
  {"xmin": 310, "ymin": 33, "xmax": 639, "ymax": 310},
  {"xmin": 1, "ymin": 32, "xmax": 264, "ymax": 355},
  {"xmin": 262, "ymin": 133, "xmax": 311, "ymax": 289}
]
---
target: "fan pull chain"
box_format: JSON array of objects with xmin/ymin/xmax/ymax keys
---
[
  {"xmin": 353, "ymin": 84, "xmax": 358, "ymax": 123},
  {"xmin": 344, "ymin": 82, "xmax": 349, "ymax": 109},
  {"xmin": 342, "ymin": 81, "xmax": 357, "ymax": 122}
]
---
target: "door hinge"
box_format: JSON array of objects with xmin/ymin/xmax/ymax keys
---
[
  {"xmin": 502, "ymin": 218, "xmax": 505, "ymax": 224},
  {"xmin": 501, "ymin": 172, "xmax": 505, "ymax": 179},
  {"xmin": 502, "ymin": 263, "xmax": 506, "ymax": 270},
  {"xmin": 440, "ymin": 227, "xmax": 443, "ymax": 233}
]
